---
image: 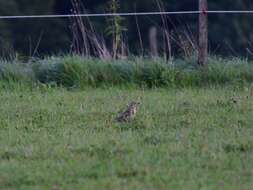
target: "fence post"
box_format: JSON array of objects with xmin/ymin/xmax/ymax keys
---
[
  {"xmin": 149, "ymin": 26, "xmax": 158, "ymax": 59},
  {"xmin": 198, "ymin": 0, "xmax": 208, "ymax": 66}
]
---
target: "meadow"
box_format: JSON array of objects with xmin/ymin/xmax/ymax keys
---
[{"xmin": 0, "ymin": 57, "xmax": 253, "ymax": 189}]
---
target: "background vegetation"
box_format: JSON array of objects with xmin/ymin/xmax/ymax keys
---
[
  {"xmin": 1, "ymin": 0, "xmax": 253, "ymax": 57},
  {"xmin": 0, "ymin": 56, "xmax": 253, "ymax": 89}
]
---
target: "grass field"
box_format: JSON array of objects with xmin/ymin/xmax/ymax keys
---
[{"xmin": 0, "ymin": 86, "xmax": 252, "ymax": 190}]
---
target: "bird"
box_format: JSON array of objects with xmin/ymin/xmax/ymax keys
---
[{"xmin": 115, "ymin": 101, "xmax": 141, "ymax": 122}]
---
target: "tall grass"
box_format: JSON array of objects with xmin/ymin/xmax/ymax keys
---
[{"xmin": 0, "ymin": 56, "xmax": 253, "ymax": 89}]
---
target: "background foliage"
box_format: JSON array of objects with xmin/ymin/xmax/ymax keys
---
[{"xmin": 0, "ymin": 0, "xmax": 253, "ymax": 57}]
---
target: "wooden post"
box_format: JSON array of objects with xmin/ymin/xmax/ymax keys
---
[
  {"xmin": 198, "ymin": 0, "xmax": 208, "ymax": 66},
  {"xmin": 149, "ymin": 26, "xmax": 158, "ymax": 59}
]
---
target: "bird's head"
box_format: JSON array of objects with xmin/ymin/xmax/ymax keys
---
[{"xmin": 128, "ymin": 101, "xmax": 141, "ymax": 109}]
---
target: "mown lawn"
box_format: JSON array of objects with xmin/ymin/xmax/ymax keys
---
[{"xmin": 0, "ymin": 86, "xmax": 252, "ymax": 190}]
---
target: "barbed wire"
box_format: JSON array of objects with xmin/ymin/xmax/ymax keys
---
[{"xmin": 0, "ymin": 10, "xmax": 253, "ymax": 19}]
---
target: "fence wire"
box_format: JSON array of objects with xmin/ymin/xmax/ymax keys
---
[{"xmin": 0, "ymin": 10, "xmax": 253, "ymax": 19}]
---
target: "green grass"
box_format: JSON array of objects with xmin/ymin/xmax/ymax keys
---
[
  {"xmin": 1, "ymin": 56, "xmax": 253, "ymax": 88},
  {"xmin": 0, "ymin": 86, "xmax": 252, "ymax": 189}
]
